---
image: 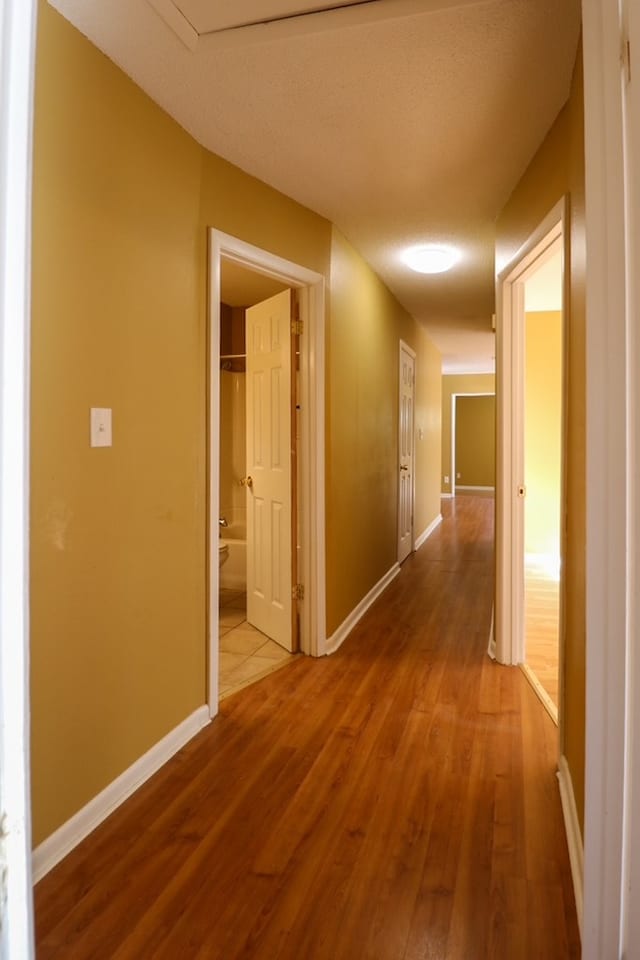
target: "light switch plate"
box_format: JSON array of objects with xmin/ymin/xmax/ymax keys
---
[{"xmin": 90, "ymin": 407, "xmax": 112, "ymax": 447}]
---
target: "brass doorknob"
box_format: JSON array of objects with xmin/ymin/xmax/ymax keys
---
[{"xmin": 240, "ymin": 475, "xmax": 253, "ymax": 488}]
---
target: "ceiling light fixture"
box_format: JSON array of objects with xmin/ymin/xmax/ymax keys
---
[{"xmin": 402, "ymin": 244, "xmax": 460, "ymax": 274}]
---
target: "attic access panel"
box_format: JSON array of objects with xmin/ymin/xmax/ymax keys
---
[{"xmin": 173, "ymin": 0, "xmax": 374, "ymax": 34}]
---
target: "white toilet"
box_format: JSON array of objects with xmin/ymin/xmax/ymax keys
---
[{"xmin": 218, "ymin": 541, "xmax": 229, "ymax": 567}]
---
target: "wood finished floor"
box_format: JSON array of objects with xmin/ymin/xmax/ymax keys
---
[
  {"xmin": 34, "ymin": 496, "xmax": 580, "ymax": 959},
  {"xmin": 524, "ymin": 561, "xmax": 560, "ymax": 710}
]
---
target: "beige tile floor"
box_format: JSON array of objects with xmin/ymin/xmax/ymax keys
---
[{"xmin": 219, "ymin": 589, "xmax": 294, "ymax": 699}]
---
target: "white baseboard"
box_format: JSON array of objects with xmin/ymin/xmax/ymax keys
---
[
  {"xmin": 325, "ymin": 563, "xmax": 400, "ymax": 655},
  {"xmin": 487, "ymin": 604, "xmax": 496, "ymax": 660},
  {"xmin": 32, "ymin": 705, "xmax": 210, "ymax": 883},
  {"xmin": 441, "ymin": 492, "xmax": 453, "ymax": 499},
  {"xmin": 414, "ymin": 513, "xmax": 442, "ymax": 551},
  {"xmin": 455, "ymin": 485, "xmax": 495, "ymax": 492},
  {"xmin": 557, "ymin": 754, "xmax": 584, "ymax": 940}
]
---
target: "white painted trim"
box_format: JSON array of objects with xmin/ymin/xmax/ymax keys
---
[
  {"xmin": 0, "ymin": 0, "xmax": 37, "ymax": 955},
  {"xmin": 144, "ymin": 0, "xmax": 199, "ymax": 50},
  {"xmin": 487, "ymin": 605, "xmax": 496, "ymax": 660},
  {"xmin": 557, "ymin": 755, "xmax": 584, "ymax": 940},
  {"xmin": 440, "ymin": 493, "xmax": 453, "ymax": 500},
  {"xmin": 31, "ymin": 706, "xmax": 210, "ymax": 883},
  {"xmin": 208, "ymin": 231, "xmax": 327, "ymax": 716},
  {"xmin": 455, "ymin": 485, "xmax": 495, "ymax": 493},
  {"xmin": 414, "ymin": 513, "xmax": 442, "ymax": 551},
  {"xmin": 581, "ymin": 1, "xmax": 630, "ymax": 955},
  {"xmin": 495, "ymin": 202, "xmax": 566, "ymax": 667},
  {"xmin": 325, "ymin": 563, "xmax": 400, "ymax": 655}
]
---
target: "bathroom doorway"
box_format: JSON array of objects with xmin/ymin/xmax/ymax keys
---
[
  {"xmin": 218, "ymin": 268, "xmax": 297, "ymax": 698},
  {"xmin": 208, "ymin": 230, "xmax": 326, "ymax": 715}
]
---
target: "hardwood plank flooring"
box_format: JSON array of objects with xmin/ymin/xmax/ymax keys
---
[
  {"xmin": 524, "ymin": 558, "xmax": 560, "ymax": 711},
  {"xmin": 34, "ymin": 496, "xmax": 580, "ymax": 959}
]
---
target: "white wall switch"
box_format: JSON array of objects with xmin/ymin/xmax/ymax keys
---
[
  {"xmin": 444, "ymin": 475, "xmax": 450, "ymax": 484},
  {"xmin": 90, "ymin": 407, "xmax": 112, "ymax": 447}
]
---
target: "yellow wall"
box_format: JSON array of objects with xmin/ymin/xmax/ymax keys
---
[
  {"xmin": 326, "ymin": 229, "xmax": 441, "ymax": 634},
  {"xmin": 496, "ymin": 44, "xmax": 586, "ymax": 832},
  {"xmin": 31, "ymin": 2, "xmax": 206, "ymax": 844},
  {"xmin": 455, "ymin": 396, "xmax": 496, "ymax": 488},
  {"xmin": 31, "ymin": 3, "xmax": 442, "ymax": 844},
  {"xmin": 525, "ymin": 311, "xmax": 562, "ymax": 557},
  {"xmin": 441, "ymin": 374, "xmax": 495, "ymax": 494}
]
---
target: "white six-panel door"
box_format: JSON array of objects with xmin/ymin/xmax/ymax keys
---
[
  {"xmin": 245, "ymin": 290, "xmax": 293, "ymax": 651},
  {"xmin": 398, "ymin": 341, "xmax": 416, "ymax": 564}
]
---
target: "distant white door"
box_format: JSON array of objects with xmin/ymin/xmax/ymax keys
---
[
  {"xmin": 398, "ymin": 341, "xmax": 416, "ymax": 563},
  {"xmin": 246, "ymin": 290, "xmax": 294, "ymax": 651}
]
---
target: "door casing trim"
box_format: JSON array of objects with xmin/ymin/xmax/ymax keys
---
[
  {"xmin": 495, "ymin": 198, "xmax": 567, "ymax": 672},
  {"xmin": 207, "ymin": 230, "xmax": 326, "ymax": 716}
]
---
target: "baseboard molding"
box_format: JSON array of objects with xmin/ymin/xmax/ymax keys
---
[
  {"xmin": 414, "ymin": 513, "xmax": 442, "ymax": 551},
  {"xmin": 487, "ymin": 605, "xmax": 496, "ymax": 660},
  {"xmin": 441, "ymin": 492, "xmax": 453, "ymax": 499},
  {"xmin": 32, "ymin": 705, "xmax": 211, "ymax": 883},
  {"xmin": 325, "ymin": 563, "xmax": 400, "ymax": 655},
  {"xmin": 557, "ymin": 754, "xmax": 584, "ymax": 939},
  {"xmin": 455, "ymin": 485, "xmax": 495, "ymax": 492}
]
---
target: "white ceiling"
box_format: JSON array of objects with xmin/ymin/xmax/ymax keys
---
[{"xmin": 48, "ymin": 0, "xmax": 581, "ymax": 372}]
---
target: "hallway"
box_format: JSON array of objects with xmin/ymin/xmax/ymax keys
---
[{"xmin": 34, "ymin": 497, "xmax": 579, "ymax": 958}]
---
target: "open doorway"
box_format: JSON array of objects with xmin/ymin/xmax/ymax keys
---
[
  {"xmin": 520, "ymin": 248, "xmax": 563, "ymax": 721},
  {"xmin": 450, "ymin": 393, "xmax": 496, "ymax": 497},
  {"xmin": 218, "ymin": 265, "xmax": 297, "ymax": 698},
  {"xmin": 495, "ymin": 200, "xmax": 566, "ymax": 730},
  {"xmin": 208, "ymin": 230, "xmax": 326, "ymax": 716}
]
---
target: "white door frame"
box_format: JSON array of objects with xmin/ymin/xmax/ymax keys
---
[
  {"xmin": 397, "ymin": 340, "xmax": 416, "ymax": 563},
  {"xmin": 495, "ymin": 200, "xmax": 566, "ymax": 669},
  {"xmin": 450, "ymin": 392, "xmax": 495, "ymax": 496},
  {"xmin": 0, "ymin": 0, "xmax": 37, "ymax": 955},
  {"xmin": 208, "ymin": 230, "xmax": 326, "ymax": 715},
  {"xmin": 581, "ymin": 0, "xmax": 639, "ymax": 955}
]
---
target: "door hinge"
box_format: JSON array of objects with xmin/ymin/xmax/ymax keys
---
[
  {"xmin": 292, "ymin": 583, "xmax": 305, "ymax": 601},
  {"xmin": 291, "ymin": 319, "xmax": 303, "ymax": 336}
]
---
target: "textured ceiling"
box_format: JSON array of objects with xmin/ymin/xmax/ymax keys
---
[{"xmin": 48, "ymin": 0, "xmax": 581, "ymax": 372}]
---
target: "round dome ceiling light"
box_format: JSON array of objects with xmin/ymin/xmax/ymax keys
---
[{"xmin": 401, "ymin": 244, "xmax": 461, "ymax": 274}]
